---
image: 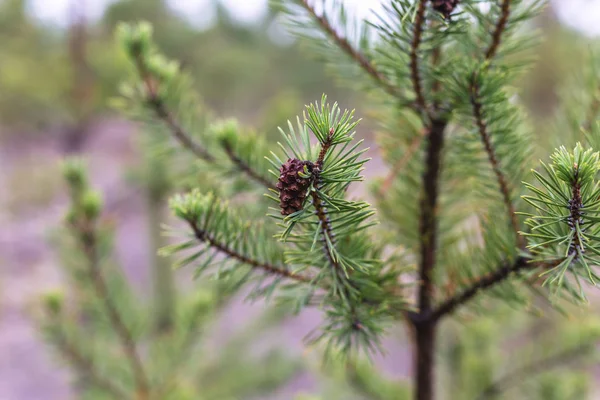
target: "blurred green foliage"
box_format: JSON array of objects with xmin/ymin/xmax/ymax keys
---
[
  {"xmin": 4, "ymin": 1, "xmax": 600, "ymax": 399},
  {"xmin": 0, "ymin": 0, "xmax": 349, "ymax": 135}
]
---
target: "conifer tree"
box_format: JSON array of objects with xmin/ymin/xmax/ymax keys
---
[{"xmin": 107, "ymin": 1, "xmax": 600, "ymax": 399}]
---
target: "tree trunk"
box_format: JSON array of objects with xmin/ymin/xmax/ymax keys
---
[{"xmin": 415, "ymin": 321, "xmax": 437, "ymax": 400}]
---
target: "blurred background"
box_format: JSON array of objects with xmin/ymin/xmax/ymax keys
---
[{"xmin": 1, "ymin": 0, "xmax": 600, "ymax": 399}]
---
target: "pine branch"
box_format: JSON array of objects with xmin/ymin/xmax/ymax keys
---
[
  {"xmin": 312, "ymin": 129, "xmax": 339, "ymax": 266},
  {"xmin": 223, "ymin": 141, "xmax": 273, "ymax": 189},
  {"xmin": 186, "ymin": 218, "xmax": 312, "ymax": 284},
  {"xmin": 485, "ymin": 0, "xmax": 511, "ymax": 60},
  {"xmin": 53, "ymin": 327, "xmax": 130, "ymax": 399},
  {"xmin": 432, "ymin": 257, "xmax": 567, "ymax": 319},
  {"xmin": 121, "ymin": 24, "xmax": 276, "ymax": 191},
  {"xmin": 298, "ymin": 0, "xmax": 398, "ymax": 98},
  {"xmin": 131, "ymin": 51, "xmax": 215, "ymax": 162},
  {"xmin": 410, "ymin": 0, "xmax": 429, "ymax": 115},
  {"xmin": 431, "ymin": 256, "xmax": 529, "ymax": 320},
  {"xmin": 475, "ymin": 343, "xmax": 592, "ymax": 400},
  {"xmin": 79, "ymin": 228, "xmax": 150, "ymax": 399},
  {"xmin": 469, "ymin": 75, "xmax": 521, "ymax": 245}
]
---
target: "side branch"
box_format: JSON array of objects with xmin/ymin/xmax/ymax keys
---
[
  {"xmin": 311, "ymin": 133, "xmax": 340, "ymax": 270},
  {"xmin": 410, "ymin": 0, "xmax": 429, "ymax": 115},
  {"xmin": 485, "ymin": 0, "xmax": 511, "ymax": 60},
  {"xmin": 470, "ymin": 78, "xmax": 522, "ymax": 245},
  {"xmin": 299, "ymin": 0, "xmax": 399, "ymax": 98},
  {"xmin": 148, "ymin": 97, "xmax": 215, "ymax": 162},
  {"xmin": 131, "ymin": 52, "xmax": 214, "ymax": 162},
  {"xmin": 431, "ymin": 256, "xmax": 530, "ymax": 320},
  {"xmin": 187, "ymin": 220, "xmax": 312, "ymax": 283},
  {"xmin": 223, "ymin": 142, "xmax": 273, "ymax": 189},
  {"xmin": 81, "ymin": 230, "xmax": 150, "ymax": 398},
  {"xmin": 54, "ymin": 328, "xmax": 130, "ymax": 399}
]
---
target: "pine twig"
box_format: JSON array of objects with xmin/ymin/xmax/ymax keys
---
[
  {"xmin": 187, "ymin": 219, "xmax": 313, "ymax": 283},
  {"xmin": 130, "ymin": 48, "xmax": 214, "ymax": 162},
  {"xmin": 311, "ymin": 131, "xmax": 338, "ymax": 267},
  {"xmin": 410, "ymin": 0, "xmax": 429, "ymax": 116},
  {"xmin": 223, "ymin": 142, "xmax": 273, "ymax": 189},
  {"xmin": 431, "ymin": 256, "xmax": 529, "ymax": 320},
  {"xmin": 299, "ymin": 0, "xmax": 399, "ymax": 98},
  {"xmin": 475, "ymin": 343, "xmax": 593, "ymax": 400},
  {"xmin": 485, "ymin": 0, "xmax": 511, "ymax": 61},
  {"xmin": 53, "ymin": 327, "xmax": 131, "ymax": 399},
  {"xmin": 469, "ymin": 76, "xmax": 522, "ymax": 246},
  {"xmin": 80, "ymin": 229, "xmax": 150, "ymax": 399},
  {"xmin": 431, "ymin": 257, "xmax": 563, "ymax": 320}
]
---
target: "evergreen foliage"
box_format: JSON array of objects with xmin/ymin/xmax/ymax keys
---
[
  {"xmin": 38, "ymin": 159, "xmax": 300, "ymax": 400},
  {"xmin": 67, "ymin": 1, "xmax": 600, "ymax": 399}
]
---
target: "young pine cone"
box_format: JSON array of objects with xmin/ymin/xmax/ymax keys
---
[
  {"xmin": 277, "ymin": 158, "xmax": 313, "ymax": 216},
  {"xmin": 432, "ymin": 0, "xmax": 459, "ymax": 18}
]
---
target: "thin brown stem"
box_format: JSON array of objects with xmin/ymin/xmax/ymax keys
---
[
  {"xmin": 410, "ymin": 0, "xmax": 429, "ymax": 115},
  {"xmin": 485, "ymin": 0, "xmax": 511, "ymax": 60},
  {"xmin": 223, "ymin": 142, "xmax": 273, "ymax": 189},
  {"xmin": 80, "ymin": 230, "xmax": 150, "ymax": 399},
  {"xmin": 132, "ymin": 53, "xmax": 214, "ymax": 162},
  {"xmin": 431, "ymin": 256, "xmax": 529, "ymax": 320},
  {"xmin": 53, "ymin": 327, "xmax": 131, "ymax": 399},
  {"xmin": 470, "ymin": 76, "xmax": 522, "ymax": 246},
  {"xmin": 188, "ymin": 220, "xmax": 313, "ymax": 283},
  {"xmin": 299, "ymin": 0, "xmax": 399, "ymax": 98},
  {"xmin": 148, "ymin": 97, "xmax": 215, "ymax": 162},
  {"xmin": 310, "ymin": 131, "xmax": 344, "ymax": 281},
  {"xmin": 431, "ymin": 258, "xmax": 563, "ymax": 320}
]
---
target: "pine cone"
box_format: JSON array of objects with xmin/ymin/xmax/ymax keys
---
[
  {"xmin": 432, "ymin": 0, "xmax": 459, "ymax": 18},
  {"xmin": 277, "ymin": 158, "xmax": 313, "ymax": 216}
]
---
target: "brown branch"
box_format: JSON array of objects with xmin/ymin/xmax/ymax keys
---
[
  {"xmin": 148, "ymin": 97, "xmax": 215, "ymax": 162},
  {"xmin": 223, "ymin": 142, "xmax": 273, "ymax": 189},
  {"xmin": 485, "ymin": 0, "xmax": 511, "ymax": 61},
  {"xmin": 410, "ymin": 0, "xmax": 429, "ymax": 115},
  {"xmin": 131, "ymin": 53, "xmax": 215, "ymax": 162},
  {"xmin": 188, "ymin": 220, "xmax": 313, "ymax": 283},
  {"xmin": 312, "ymin": 129, "xmax": 339, "ymax": 264},
  {"xmin": 53, "ymin": 328, "xmax": 131, "ymax": 399},
  {"xmin": 431, "ymin": 256, "xmax": 529, "ymax": 320},
  {"xmin": 475, "ymin": 343, "xmax": 593, "ymax": 400},
  {"xmin": 299, "ymin": 0, "xmax": 399, "ymax": 98},
  {"xmin": 470, "ymin": 76, "xmax": 522, "ymax": 246},
  {"xmin": 80, "ymin": 230, "xmax": 150, "ymax": 399}
]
